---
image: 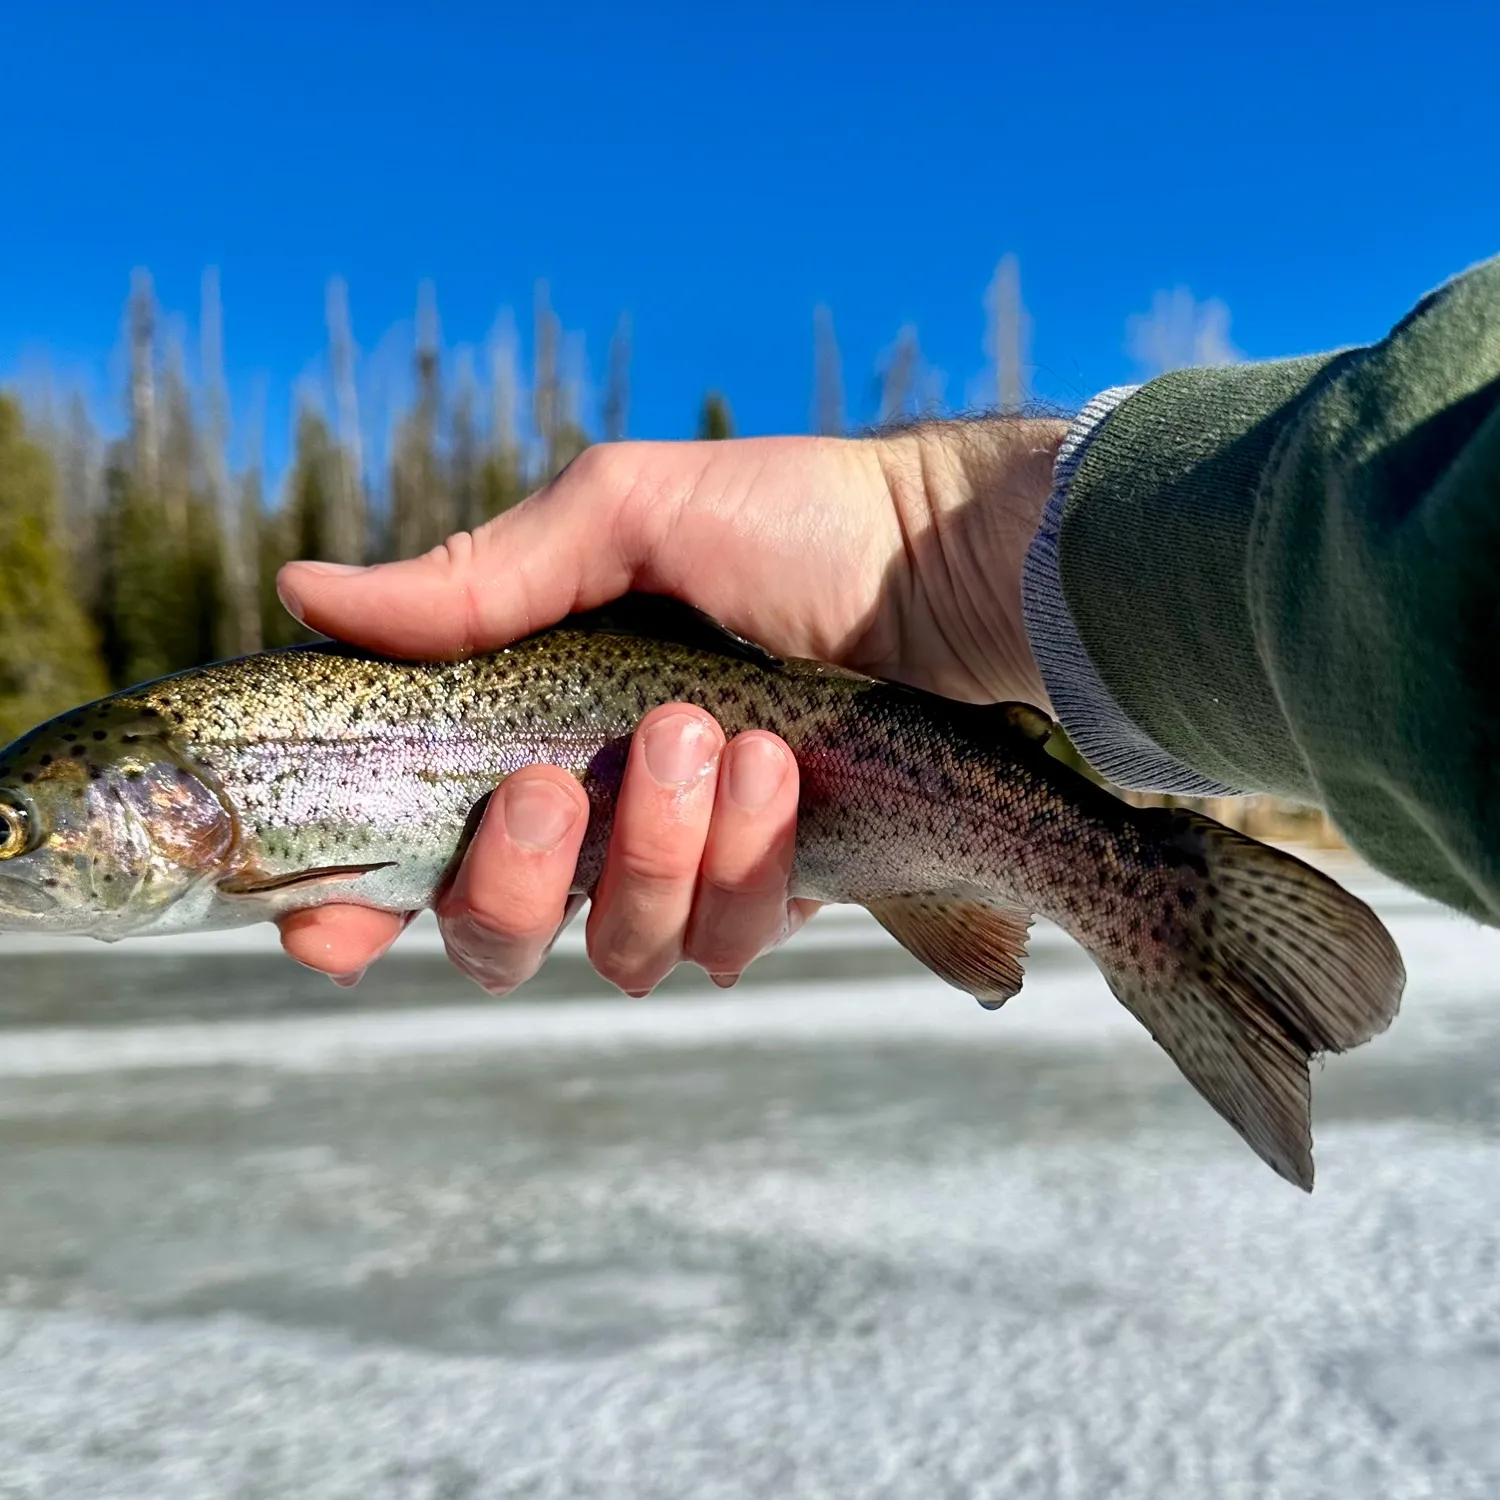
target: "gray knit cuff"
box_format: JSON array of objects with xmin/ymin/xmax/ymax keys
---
[{"xmin": 1021, "ymin": 386, "xmax": 1240, "ymax": 796}]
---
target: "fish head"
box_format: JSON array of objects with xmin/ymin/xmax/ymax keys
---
[{"xmin": 0, "ymin": 703, "xmax": 237, "ymax": 938}]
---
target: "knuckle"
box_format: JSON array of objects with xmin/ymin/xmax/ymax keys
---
[
  {"xmin": 687, "ymin": 932, "xmax": 762, "ymax": 976},
  {"xmin": 440, "ymin": 905, "xmax": 553, "ymax": 959},
  {"xmin": 697, "ymin": 855, "xmax": 787, "ymax": 902},
  {"xmin": 592, "ymin": 946, "xmax": 672, "ymax": 995},
  {"xmin": 427, "ymin": 530, "xmax": 487, "ymax": 656},
  {"xmin": 587, "ymin": 917, "xmax": 678, "ymax": 995},
  {"xmin": 686, "ymin": 910, "xmax": 782, "ymax": 976},
  {"xmin": 612, "ymin": 836, "xmax": 702, "ymax": 890},
  {"xmin": 561, "ymin": 441, "xmax": 615, "ymax": 489}
]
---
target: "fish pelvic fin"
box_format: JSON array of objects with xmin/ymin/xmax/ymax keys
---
[
  {"xmin": 1104, "ymin": 810, "xmax": 1406, "ymax": 1192},
  {"xmin": 867, "ymin": 893, "xmax": 1033, "ymax": 1008}
]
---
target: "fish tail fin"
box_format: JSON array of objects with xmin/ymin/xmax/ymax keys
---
[{"xmin": 1100, "ymin": 810, "xmax": 1405, "ymax": 1191}]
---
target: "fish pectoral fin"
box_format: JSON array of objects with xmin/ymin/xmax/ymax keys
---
[
  {"xmin": 866, "ymin": 893, "xmax": 1033, "ymax": 1009},
  {"xmin": 218, "ymin": 861, "xmax": 397, "ymax": 896},
  {"xmin": 999, "ymin": 703, "xmax": 1055, "ymax": 743}
]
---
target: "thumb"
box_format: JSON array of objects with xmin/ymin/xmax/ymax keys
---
[{"xmin": 275, "ymin": 449, "xmax": 676, "ymax": 658}]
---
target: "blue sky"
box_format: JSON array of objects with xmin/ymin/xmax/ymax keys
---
[{"xmin": 2, "ymin": 0, "xmax": 1497, "ymax": 478}]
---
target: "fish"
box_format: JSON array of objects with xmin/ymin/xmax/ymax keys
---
[{"xmin": 0, "ymin": 593, "xmax": 1403, "ymax": 1188}]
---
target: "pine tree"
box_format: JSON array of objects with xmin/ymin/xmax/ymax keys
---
[
  {"xmin": 0, "ymin": 396, "xmax": 108, "ymax": 740},
  {"xmin": 696, "ymin": 391, "xmax": 734, "ymax": 440}
]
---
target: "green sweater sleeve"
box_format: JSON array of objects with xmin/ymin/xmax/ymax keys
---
[{"xmin": 1059, "ymin": 255, "xmax": 1500, "ymax": 922}]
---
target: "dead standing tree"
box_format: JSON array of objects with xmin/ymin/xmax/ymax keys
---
[
  {"xmin": 202, "ymin": 268, "xmax": 260, "ymax": 655},
  {"xmin": 812, "ymin": 304, "xmax": 845, "ymax": 436},
  {"xmin": 324, "ymin": 276, "xmax": 367, "ymax": 565},
  {"xmin": 127, "ymin": 270, "xmax": 160, "ymax": 498}
]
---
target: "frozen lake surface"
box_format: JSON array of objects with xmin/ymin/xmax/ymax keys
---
[{"xmin": 4, "ymin": 858, "xmax": 1500, "ymax": 1498}]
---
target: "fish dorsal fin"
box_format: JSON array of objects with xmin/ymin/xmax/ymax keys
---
[
  {"xmin": 555, "ymin": 592, "xmax": 784, "ymax": 669},
  {"xmin": 867, "ymin": 892, "xmax": 1034, "ymax": 1008}
]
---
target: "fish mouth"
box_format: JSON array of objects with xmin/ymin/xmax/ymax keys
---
[{"xmin": 0, "ymin": 874, "xmax": 61, "ymax": 920}]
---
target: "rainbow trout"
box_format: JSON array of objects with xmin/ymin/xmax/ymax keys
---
[{"xmin": 0, "ymin": 595, "xmax": 1403, "ymax": 1187}]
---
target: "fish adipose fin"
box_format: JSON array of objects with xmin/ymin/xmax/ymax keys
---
[
  {"xmin": 219, "ymin": 861, "xmax": 397, "ymax": 896},
  {"xmin": 1102, "ymin": 810, "xmax": 1405, "ymax": 1192},
  {"xmin": 868, "ymin": 893, "xmax": 1033, "ymax": 1008}
]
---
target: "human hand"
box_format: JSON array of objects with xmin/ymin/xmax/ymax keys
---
[{"xmin": 273, "ymin": 421, "xmax": 1066, "ymax": 993}]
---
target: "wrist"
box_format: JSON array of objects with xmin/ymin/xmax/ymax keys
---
[{"xmin": 875, "ymin": 418, "xmax": 1066, "ymax": 707}]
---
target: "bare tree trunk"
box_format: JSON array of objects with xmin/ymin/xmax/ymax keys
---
[
  {"xmin": 878, "ymin": 326, "xmax": 921, "ymax": 424},
  {"xmin": 490, "ymin": 307, "xmax": 521, "ymax": 459},
  {"xmin": 324, "ymin": 277, "xmax": 367, "ymax": 564},
  {"xmin": 128, "ymin": 269, "xmax": 159, "ymax": 496},
  {"xmin": 988, "ymin": 254, "xmax": 1026, "ymax": 414},
  {"xmin": 158, "ymin": 332, "xmax": 194, "ymax": 541},
  {"xmin": 533, "ymin": 280, "xmax": 560, "ymax": 478},
  {"xmin": 239, "ymin": 381, "xmax": 265, "ymax": 651},
  {"xmin": 603, "ymin": 313, "xmax": 631, "ymax": 443},
  {"xmin": 58, "ymin": 393, "xmax": 102, "ymax": 604},
  {"xmin": 391, "ymin": 283, "xmax": 448, "ymax": 559},
  {"xmin": 451, "ymin": 349, "xmax": 481, "ymax": 534},
  {"xmin": 812, "ymin": 304, "xmax": 845, "ymax": 436},
  {"xmin": 201, "ymin": 268, "xmax": 257, "ymax": 655}
]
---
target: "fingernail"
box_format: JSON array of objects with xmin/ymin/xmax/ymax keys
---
[
  {"xmin": 710, "ymin": 972, "xmax": 741, "ymax": 990},
  {"xmin": 642, "ymin": 713, "xmax": 718, "ymax": 786},
  {"xmin": 330, "ymin": 969, "xmax": 365, "ymax": 989},
  {"xmin": 275, "ymin": 578, "xmax": 308, "ymax": 623},
  {"xmin": 726, "ymin": 736, "xmax": 788, "ymax": 812},
  {"xmin": 276, "ymin": 562, "xmax": 367, "ymax": 623},
  {"xmin": 502, "ymin": 778, "xmax": 580, "ymax": 851}
]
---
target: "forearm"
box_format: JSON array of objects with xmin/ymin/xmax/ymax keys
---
[{"xmin": 1027, "ymin": 255, "xmax": 1500, "ymax": 922}]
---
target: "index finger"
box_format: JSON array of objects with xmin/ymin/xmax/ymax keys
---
[{"xmin": 273, "ymin": 444, "xmax": 693, "ymax": 659}]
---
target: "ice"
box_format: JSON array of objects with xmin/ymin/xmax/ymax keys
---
[{"xmin": 2, "ymin": 862, "xmax": 1500, "ymax": 1497}]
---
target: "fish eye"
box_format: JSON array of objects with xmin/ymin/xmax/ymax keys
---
[{"xmin": 0, "ymin": 800, "xmax": 29, "ymax": 860}]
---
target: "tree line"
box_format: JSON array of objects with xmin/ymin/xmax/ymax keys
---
[
  {"xmin": 0, "ymin": 262, "xmax": 1339, "ymax": 844},
  {"xmin": 1, "ymin": 263, "xmax": 1012, "ymax": 744}
]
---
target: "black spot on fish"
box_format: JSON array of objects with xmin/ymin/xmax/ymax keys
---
[
  {"xmin": 21, "ymin": 772, "xmax": 34, "ymax": 784},
  {"xmin": 70, "ymin": 745, "xmax": 86, "ymax": 757},
  {"xmin": 92, "ymin": 730, "xmax": 107, "ymax": 741},
  {"xmin": 1178, "ymin": 886, "xmax": 1197, "ymax": 908}
]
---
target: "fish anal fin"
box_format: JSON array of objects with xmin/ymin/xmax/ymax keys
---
[
  {"xmin": 867, "ymin": 893, "xmax": 1033, "ymax": 1008},
  {"xmin": 219, "ymin": 861, "xmax": 397, "ymax": 897}
]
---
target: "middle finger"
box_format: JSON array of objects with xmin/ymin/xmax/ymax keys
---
[{"xmin": 587, "ymin": 704, "xmax": 724, "ymax": 994}]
